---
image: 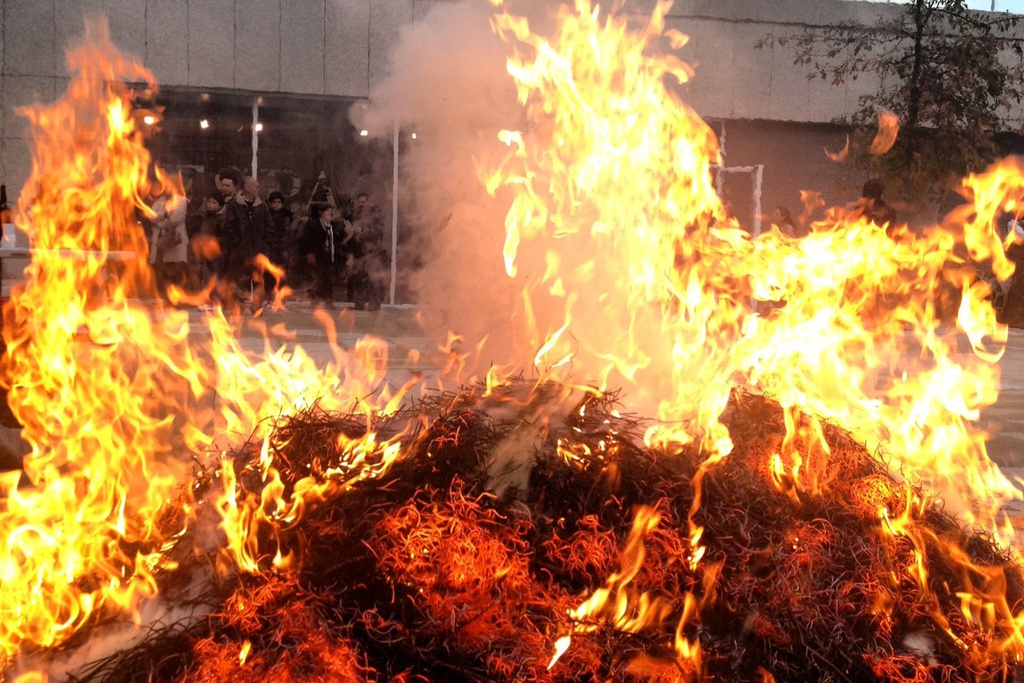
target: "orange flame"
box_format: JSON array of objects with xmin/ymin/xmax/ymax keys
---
[
  {"xmin": 0, "ymin": 21, "xmax": 183, "ymax": 659},
  {"xmin": 824, "ymin": 134, "xmax": 850, "ymax": 162},
  {"xmin": 549, "ymin": 506, "xmax": 673, "ymax": 668},
  {"xmin": 869, "ymin": 110, "xmax": 899, "ymax": 155},
  {"xmin": 768, "ymin": 409, "xmax": 832, "ymax": 501},
  {"xmin": 0, "ymin": 19, "xmax": 416, "ymax": 664},
  {"xmin": 486, "ymin": 0, "xmax": 1024, "ymax": 666},
  {"xmin": 6, "ymin": 0, "xmax": 1024, "ymax": 675},
  {"xmin": 487, "ymin": 0, "xmax": 1019, "ymax": 533}
]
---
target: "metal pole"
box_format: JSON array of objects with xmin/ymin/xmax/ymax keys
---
[
  {"xmin": 390, "ymin": 123, "xmax": 399, "ymax": 306},
  {"xmin": 753, "ymin": 164, "xmax": 763, "ymax": 236},
  {"xmin": 251, "ymin": 97, "xmax": 259, "ymax": 179}
]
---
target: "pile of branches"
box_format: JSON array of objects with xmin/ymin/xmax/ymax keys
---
[{"xmin": 57, "ymin": 384, "xmax": 1024, "ymax": 682}]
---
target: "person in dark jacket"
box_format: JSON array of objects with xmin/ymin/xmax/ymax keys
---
[
  {"xmin": 221, "ymin": 176, "xmax": 273, "ymax": 312},
  {"xmin": 191, "ymin": 193, "xmax": 228, "ymax": 309},
  {"xmin": 217, "ymin": 166, "xmax": 244, "ymax": 202},
  {"xmin": 264, "ymin": 191, "xmax": 292, "ymax": 308},
  {"xmin": 859, "ymin": 178, "xmax": 897, "ymax": 232},
  {"xmin": 345, "ymin": 192, "xmax": 388, "ymax": 310},
  {"xmin": 300, "ymin": 202, "xmax": 338, "ymax": 309}
]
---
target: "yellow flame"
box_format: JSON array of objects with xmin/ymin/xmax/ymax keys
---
[
  {"xmin": 487, "ymin": 0, "xmax": 1021, "ymax": 538},
  {"xmin": 547, "ymin": 634, "xmax": 572, "ymax": 670},
  {"xmin": 6, "ymin": 0, "xmax": 1024, "ymax": 674},
  {"xmin": 869, "ymin": 110, "xmax": 900, "ymax": 155},
  {"xmin": 552, "ymin": 506, "xmax": 675, "ymax": 664},
  {"xmin": 486, "ymin": 0, "xmax": 1024, "ymax": 666},
  {"xmin": 0, "ymin": 19, "xmax": 415, "ymax": 661}
]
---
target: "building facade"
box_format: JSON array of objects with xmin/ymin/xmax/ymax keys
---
[
  {"xmin": 0, "ymin": 0, "xmax": 1017, "ymax": 300},
  {"xmin": 0, "ymin": 0, "xmax": 909, "ymax": 197}
]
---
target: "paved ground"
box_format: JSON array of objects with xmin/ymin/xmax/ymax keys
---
[
  {"xmin": 216, "ymin": 301, "xmax": 1024, "ymax": 478},
  {"xmin": 7, "ymin": 284, "xmax": 1024, "ymax": 497},
  {"xmin": 980, "ymin": 330, "xmax": 1024, "ymax": 467},
  {"xmin": 215, "ymin": 299, "xmax": 434, "ymax": 377},
  {"xmin": 218, "ymin": 299, "xmax": 1024, "ymax": 470}
]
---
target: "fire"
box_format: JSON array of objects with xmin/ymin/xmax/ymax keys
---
[
  {"xmin": 869, "ymin": 110, "xmax": 900, "ymax": 156},
  {"xmin": 549, "ymin": 504, "xmax": 714, "ymax": 678},
  {"xmin": 484, "ymin": 0, "xmax": 1024, "ymax": 669},
  {"xmin": 548, "ymin": 506, "xmax": 671, "ymax": 668},
  {"xmin": 825, "ymin": 134, "xmax": 851, "ymax": 162},
  {"xmin": 487, "ymin": 0, "xmax": 1020, "ymax": 536},
  {"xmin": 0, "ymin": 20, "xmax": 413, "ymax": 665},
  {"xmin": 4, "ymin": 0, "xmax": 1024, "ymax": 679},
  {"xmin": 238, "ymin": 639, "xmax": 252, "ymax": 665}
]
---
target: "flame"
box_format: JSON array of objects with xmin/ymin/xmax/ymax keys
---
[
  {"xmin": 0, "ymin": 19, "xmax": 415, "ymax": 663},
  {"xmin": 869, "ymin": 110, "xmax": 900, "ymax": 156},
  {"xmin": 768, "ymin": 409, "xmax": 832, "ymax": 501},
  {"xmin": 251, "ymin": 253, "xmax": 290, "ymax": 312},
  {"xmin": 550, "ymin": 506, "xmax": 673, "ymax": 668},
  {"xmin": 547, "ymin": 635, "xmax": 571, "ymax": 670},
  {"xmin": 799, "ymin": 190, "xmax": 826, "ymax": 226},
  {"xmin": 824, "ymin": 134, "xmax": 850, "ymax": 162},
  {"xmin": 238, "ymin": 638, "xmax": 252, "ymax": 665},
  {"xmin": 549, "ymin": 504, "xmax": 713, "ymax": 677},
  {"xmin": 486, "ymin": 0, "xmax": 1024, "ymax": 666},
  {"xmin": 6, "ymin": 0, "xmax": 1024, "ymax": 676},
  {"xmin": 487, "ymin": 0, "xmax": 1020, "ymax": 534}
]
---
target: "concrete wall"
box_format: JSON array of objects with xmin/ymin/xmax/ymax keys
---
[
  {"xmin": 0, "ymin": 0, "xmax": 919, "ymax": 203},
  {"xmin": 669, "ymin": 0, "xmax": 890, "ymax": 123}
]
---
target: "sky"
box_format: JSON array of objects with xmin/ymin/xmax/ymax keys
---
[{"xmin": 966, "ymin": 0, "xmax": 1024, "ymax": 10}]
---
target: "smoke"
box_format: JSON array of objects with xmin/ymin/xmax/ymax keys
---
[{"xmin": 351, "ymin": 0, "xmax": 550, "ymax": 378}]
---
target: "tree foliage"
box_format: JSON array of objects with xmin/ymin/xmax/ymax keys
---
[{"xmin": 758, "ymin": 0, "xmax": 1024, "ymax": 210}]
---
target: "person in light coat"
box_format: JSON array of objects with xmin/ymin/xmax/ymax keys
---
[{"xmin": 149, "ymin": 191, "xmax": 189, "ymax": 298}]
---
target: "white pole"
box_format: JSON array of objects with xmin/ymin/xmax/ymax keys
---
[
  {"xmin": 390, "ymin": 122, "xmax": 399, "ymax": 306},
  {"xmin": 251, "ymin": 97, "xmax": 259, "ymax": 179},
  {"xmin": 753, "ymin": 164, "xmax": 763, "ymax": 236},
  {"xmin": 715, "ymin": 121, "xmax": 727, "ymax": 197}
]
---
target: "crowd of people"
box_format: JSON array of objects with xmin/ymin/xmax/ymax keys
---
[
  {"xmin": 766, "ymin": 179, "xmax": 897, "ymax": 239},
  {"xmin": 143, "ymin": 166, "xmax": 388, "ymax": 313},
  {"xmin": 142, "ymin": 171, "xmax": 898, "ymax": 315}
]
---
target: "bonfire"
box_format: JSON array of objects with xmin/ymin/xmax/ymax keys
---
[
  {"xmin": 2, "ymin": 1, "xmax": 1024, "ymax": 682},
  {"xmin": 39, "ymin": 385, "xmax": 1023, "ymax": 683}
]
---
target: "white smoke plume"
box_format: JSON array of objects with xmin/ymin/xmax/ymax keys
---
[{"xmin": 351, "ymin": 0, "xmax": 553, "ymax": 379}]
